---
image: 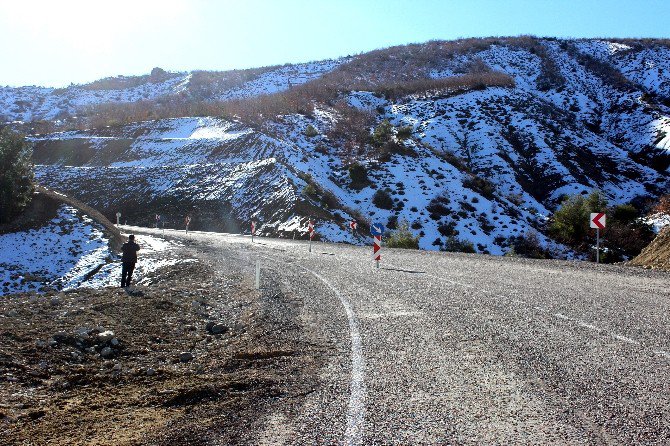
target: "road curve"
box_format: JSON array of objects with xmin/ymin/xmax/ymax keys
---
[{"xmin": 123, "ymin": 227, "xmax": 670, "ymax": 445}]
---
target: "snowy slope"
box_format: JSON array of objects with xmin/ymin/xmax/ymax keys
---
[
  {"xmin": 5, "ymin": 37, "xmax": 670, "ymax": 257},
  {"xmin": 0, "ymin": 205, "xmax": 185, "ymax": 295},
  {"xmin": 0, "ymin": 59, "xmax": 346, "ymax": 123}
]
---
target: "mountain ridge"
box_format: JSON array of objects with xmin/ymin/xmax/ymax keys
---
[{"xmin": 3, "ymin": 36, "xmax": 669, "ymax": 257}]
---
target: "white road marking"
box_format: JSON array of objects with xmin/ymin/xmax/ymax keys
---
[
  {"xmin": 296, "ymin": 265, "xmax": 366, "ymax": 446},
  {"xmin": 360, "ymin": 310, "xmax": 423, "ymax": 319},
  {"xmin": 578, "ymin": 321, "xmax": 598, "ymax": 331},
  {"xmin": 612, "ymin": 334, "xmax": 641, "ymax": 345},
  {"xmin": 403, "ymin": 266, "xmax": 664, "ymax": 357}
]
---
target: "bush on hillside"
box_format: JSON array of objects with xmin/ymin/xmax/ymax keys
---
[
  {"xmin": 462, "ymin": 174, "xmax": 496, "ymax": 200},
  {"xmin": 441, "ymin": 235, "xmax": 476, "ymax": 253},
  {"xmin": 372, "ymin": 120, "xmax": 393, "ymax": 146},
  {"xmin": 550, "ymin": 191, "xmax": 654, "ymax": 261},
  {"xmin": 304, "ymin": 124, "xmax": 319, "ymax": 138},
  {"xmin": 549, "ymin": 191, "xmax": 608, "ymax": 247},
  {"xmin": 0, "ymin": 127, "xmax": 34, "ymax": 224},
  {"xmin": 385, "ymin": 219, "xmax": 420, "ymax": 249},
  {"xmin": 505, "ymin": 230, "xmax": 550, "ymax": 259},
  {"xmin": 603, "ymin": 204, "xmax": 655, "ymax": 261},
  {"xmin": 396, "ymin": 125, "xmax": 413, "ymax": 140},
  {"xmin": 348, "ymin": 162, "xmax": 370, "ymax": 189},
  {"xmin": 372, "ymin": 189, "xmax": 394, "ymax": 209}
]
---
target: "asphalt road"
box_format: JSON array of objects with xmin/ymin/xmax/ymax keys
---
[{"xmin": 124, "ymin": 227, "xmax": 670, "ymax": 445}]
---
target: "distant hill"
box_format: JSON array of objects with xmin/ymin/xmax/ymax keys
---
[{"xmin": 3, "ymin": 36, "xmax": 669, "ymax": 256}]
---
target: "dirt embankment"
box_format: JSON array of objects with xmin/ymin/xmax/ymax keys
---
[
  {"xmin": 0, "ymin": 245, "xmax": 318, "ymax": 445},
  {"xmin": 630, "ymin": 226, "xmax": 670, "ymax": 271}
]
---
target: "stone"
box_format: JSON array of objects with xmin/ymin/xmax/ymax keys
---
[
  {"xmin": 7, "ymin": 309, "xmax": 18, "ymax": 317},
  {"xmin": 100, "ymin": 347, "xmax": 114, "ymax": 358},
  {"xmin": 179, "ymin": 352, "xmax": 194, "ymax": 363},
  {"xmin": 35, "ymin": 340, "xmax": 47, "ymax": 348},
  {"xmin": 53, "ymin": 332, "xmax": 68, "ymax": 342},
  {"xmin": 205, "ymin": 321, "xmax": 216, "ymax": 333},
  {"xmin": 98, "ymin": 331, "xmax": 115, "ymax": 343},
  {"xmin": 112, "ymin": 363, "xmax": 122, "ymax": 372},
  {"xmin": 211, "ymin": 324, "xmax": 227, "ymax": 334},
  {"xmin": 146, "ymin": 368, "xmax": 156, "ymax": 376},
  {"xmin": 76, "ymin": 330, "xmax": 89, "ymax": 340},
  {"xmin": 110, "ymin": 338, "xmax": 119, "ymax": 346}
]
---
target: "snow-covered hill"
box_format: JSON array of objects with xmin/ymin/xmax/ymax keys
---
[
  {"xmin": 7, "ymin": 37, "xmax": 670, "ymax": 256},
  {"xmin": 0, "ymin": 193, "xmax": 188, "ymax": 295},
  {"xmin": 0, "ymin": 59, "xmax": 346, "ymax": 122}
]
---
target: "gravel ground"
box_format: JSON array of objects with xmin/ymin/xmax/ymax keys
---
[
  {"xmin": 5, "ymin": 226, "xmax": 668, "ymax": 445},
  {"xmin": 129, "ymin": 227, "xmax": 670, "ymax": 445}
]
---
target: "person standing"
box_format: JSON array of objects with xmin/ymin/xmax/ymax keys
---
[{"xmin": 121, "ymin": 234, "xmax": 140, "ymax": 288}]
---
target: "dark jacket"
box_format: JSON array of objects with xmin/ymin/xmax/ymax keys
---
[{"xmin": 121, "ymin": 241, "xmax": 140, "ymax": 263}]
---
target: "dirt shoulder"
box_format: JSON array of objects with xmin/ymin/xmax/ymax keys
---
[
  {"xmin": 630, "ymin": 226, "xmax": 670, "ymax": 271},
  {"xmin": 0, "ymin": 241, "xmax": 321, "ymax": 445}
]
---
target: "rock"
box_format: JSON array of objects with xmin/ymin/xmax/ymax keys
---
[
  {"xmin": 7, "ymin": 309, "xmax": 19, "ymax": 317},
  {"xmin": 53, "ymin": 332, "xmax": 68, "ymax": 342},
  {"xmin": 100, "ymin": 347, "xmax": 114, "ymax": 358},
  {"xmin": 86, "ymin": 347, "xmax": 96, "ymax": 354},
  {"xmin": 98, "ymin": 331, "xmax": 115, "ymax": 343},
  {"xmin": 205, "ymin": 321, "xmax": 216, "ymax": 333},
  {"xmin": 211, "ymin": 324, "xmax": 227, "ymax": 334},
  {"xmin": 146, "ymin": 368, "xmax": 156, "ymax": 376},
  {"xmin": 110, "ymin": 338, "xmax": 119, "ymax": 346},
  {"xmin": 112, "ymin": 363, "xmax": 122, "ymax": 372},
  {"xmin": 179, "ymin": 352, "xmax": 194, "ymax": 363},
  {"xmin": 50, "ymin": 297, "xmax": 61, "ymax": 307},
  {"xmin": 35, "ymin": 340, "xmax": 47, "ymax": 348},
  {"xmin": 75, "ymin": 328, "xmax": 90, "ymax": 340}
]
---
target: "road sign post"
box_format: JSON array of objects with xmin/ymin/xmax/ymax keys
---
[
  {"xmin": 349, "ymin": 220, "xmax": 358, "ymax": 235},
  {"xmin": 116, "ymin": 212, "xmax": 121, "ymax": 227},
  {"xmin": 308, "ymin": 219, "xmax": 315, "ymax": 252},
  {"xmin": 155, "ymin": 214, "xmax": 161, "ymax": 229},
  {"xmin": 185, "ymin": 215, "xmax": 191, "ymax": 234},
  {"xmin": 590, "ymin": 212, "xmax": 606, "ymax": 263},
  {"xmin": 251, "ymin": 221, "xmax": 256, "ymax": 243},
  {"xmin": 371, "ymin": 223, "xmax": 385, "ymax": 268}
]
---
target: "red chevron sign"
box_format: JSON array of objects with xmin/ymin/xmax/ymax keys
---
[
  {"xmin": 349, "ymin": 220, "xmax": 358, "ymax": 230},
  {"xmin": 308, "ymin": 220, "xmax": 315, "ymax": 240},
  {"xmin": 590, "ymin": 212, "xmax": 606, "ymax": 229},
  {"xmin": 373, "ymin": 235, "xmax": 381, "ymax": 261}
]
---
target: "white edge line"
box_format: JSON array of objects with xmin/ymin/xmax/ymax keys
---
[{"xmin": 296, "ymin": 265, "xmax": 366, "ymax": 446}]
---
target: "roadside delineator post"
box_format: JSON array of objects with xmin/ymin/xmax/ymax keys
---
[
  {"xmin": 308, "ymin": 219, "xmax": 314, "ymax": 252},
  {"xmin": 373, "ymin": 235, "xmax": 381, "ymax": 268},
  {"xmin": 155, "ymin": 214, "xmax": 161, "ymax": 229},
  {"xmin": 251, "ymin": 220, "xmax": 256, "ymax": 243},
  {"xmin": 370, "ymin": 222, "xmax": 385, "ymax": 269},
  {"xmin": 116, "ymin": 212, "xmax": 121, "ymax": 227},
  {"xmin": 255, "ymin": 260, "xmax": 261, "ymax": 290},
  {"xmin": 185, "ymin": 215, "xmax": 191, "ymax": 234}
]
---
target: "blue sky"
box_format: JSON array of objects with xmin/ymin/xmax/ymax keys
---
[{"xmin": 1, "ymin": 0, "xmax": 669, "ymax": 87}]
